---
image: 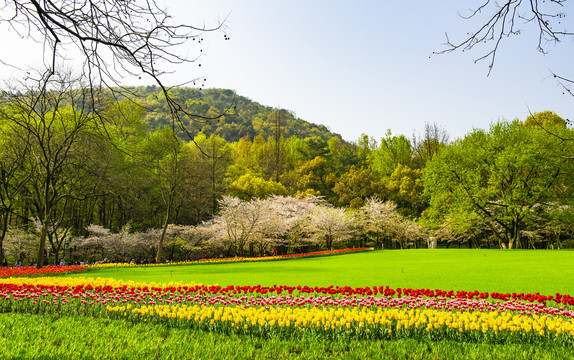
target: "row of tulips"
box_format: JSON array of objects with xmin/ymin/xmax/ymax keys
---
[
  {"xmin": 2, "ymin": 275, "xmax": 574, "ymax": 308},
  {"xmin": 89, "ymin": 247, "xmax": 374, "ymax": 269},
  {"xmin": 4, "ymin": 285, "xmax": 571, "ymax": 320},
  {"xmin": 0, "ymin": 265, "xmax": 88, "ymax": 278},
  {"xmin": 0, "ymin": 276, "xmax": 573, "ymax": 344},
  {"xmin": 106, "ymin": 303, "xmax": 574, "ymax": 343}
]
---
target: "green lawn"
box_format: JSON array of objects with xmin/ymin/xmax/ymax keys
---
[{"xmin": 69, "ymin": 249, "xmax": 574, "ymax": 295}]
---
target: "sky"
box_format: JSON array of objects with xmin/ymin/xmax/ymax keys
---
[{"xmin": 1, "ymin": 1, "xmax": 573, "ymax": 142}]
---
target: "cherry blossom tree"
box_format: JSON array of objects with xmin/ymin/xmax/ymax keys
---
[
  {"xmin": 206, "ymin": 196, "xmax": 265, "ymax": 257},
  {"xmin": 357, "ymin": 197, "xmax": 402, "ymax": 249},
  {"xmin": 306, "ymin": 205, "xmax": 354, "ymax": 251}
]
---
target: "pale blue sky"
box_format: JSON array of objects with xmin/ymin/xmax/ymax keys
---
[{"xmin": 2, "ymin": 1, "xmax": 573, "ymax": 142}]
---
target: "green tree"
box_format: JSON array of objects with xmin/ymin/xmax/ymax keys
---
[
  {"xmin": 283, "ymin": 156, "xmax": 336, "ymax": 199},
  {"xmin": 423, "ymin": 120, "xmax": 574, "ymax": 249},
  {"xmin": 0, "ymin": 120, "xmax": 31, "ymax": 265},
  {"xmin": 1, "ymin": 74, "xmax": 102, "ymax": 267},
  {"xmin": 332, "ymin": 166, "xmax": 382, "ymax": 208},
  {"xmin": 371, "ymin": 130, "xmax": 413, "ymax": 178},
  {"xmin": 227, "ymin": 173, "xmax": 287, "ymax": 200},
  {"xmin": 326, "ymin": 137, "xmax": 360, "ymax": 175},
  {"xmin": 188, "ymin": 133, "xmax": 233, "ymax": 218},
  {"xmin": 140, "ymin": 127, "xmax": 194, "ymax": 263},
  {"xmin": 355, "ymin": 134, "xmax": 377, "ymax": 168},
  {"xmin": 524, "ymin": 110, "xmax": 567, "ymax": 129},
  {"xmin": 384, "ymin": 164, "xmax": 425, "ymax": 216}
]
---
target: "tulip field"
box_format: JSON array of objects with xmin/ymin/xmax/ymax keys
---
[{"xmin": 1, "ymin": 250, "xmax": 574, "ymax": 359}]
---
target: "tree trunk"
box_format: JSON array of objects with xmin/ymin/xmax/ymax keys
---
[
  {"xmin": 0, "ymin": 212, "xmax": 8, "ymax": 265},
  {"xmin": 36, "ymin": 224, "xmax": 48, "ymax": 269},
  {"xmin": 155, "ymin": 200, "xmax": 172, "ymax": 263},
  {"xmin": 53, "ymin": 244, "xmax": 60, "ymax": 265}
]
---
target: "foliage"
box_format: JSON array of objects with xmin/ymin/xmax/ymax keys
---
[
  {"xmin": 140, "ymin": 87, "xmax": 342, "ymax": 143},
  {"xmin": 227, "ymin": 173, "xmax": 287, "ymax": 200},
  {"xmin": 371, "ymin": 129, "xmax": 413, "ymax": 178},
  {"xmin": 0, "ymin": 79, "xmax": 572, "ymax": 260},
  {"xmin": 423, "ymin": 119, "xmax": 574, "ymax": 249},
  {"xmin": 384, "ymin": 164, "xmax": 425, "ymax": 216},
  {"xmin": 524, "ymin": 110, "xmax": 568, "ymax": 129},
  {"xmin": 332, "ymin": 165, "xmax": 382, "ymax": 208}
]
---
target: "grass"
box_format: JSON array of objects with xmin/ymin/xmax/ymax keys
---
[
  {"xmin": 1, "ymin": 313, "xmax": 573, "ymax": 360},
  {"xmin": 69, "ymin": 249, "xmax": 574, "ymax": 295},
  {"xmin": 5, "ymin": 249, "xmax": 574, "ymax": 359}
]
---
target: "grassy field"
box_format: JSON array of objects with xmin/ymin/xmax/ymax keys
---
[
  {"xmin": 70, "ymin": 249, "xmax": 574, "ymax": 295},
  {"xmin": 4, "ymin": 249, "xmax": 574, "ymax": 359}
]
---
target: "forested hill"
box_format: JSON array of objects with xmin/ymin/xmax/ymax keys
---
[{"xmin": 134, "ymin": 86, "xmax": 342, "ymax": 142}]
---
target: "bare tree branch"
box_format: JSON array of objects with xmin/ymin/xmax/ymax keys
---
[
  {"xmin": 435, "ymin": 0, "xmax": 573, "ymax": 76},
  {"xmin": 1, "ymin": 0, "xmax": 233, "ymax": 139}
]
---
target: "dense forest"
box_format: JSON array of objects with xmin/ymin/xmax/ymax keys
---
[
  {"xmin": 1, "ymin": 83, "xmax": 573, "ymax": 266},
  {"xmin": 135, "ymin": 86, "xmax": 340, "ymax": 142}
]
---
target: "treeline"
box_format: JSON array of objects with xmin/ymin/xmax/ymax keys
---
[{"xmin": 1, "ymin": 78, "xmax": 573, "ymax": 266}]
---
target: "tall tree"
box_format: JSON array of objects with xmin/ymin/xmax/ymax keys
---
[
  {"xmin": 0, "ymin": 73, "xmax": 101, "ymax": 267},
  {"xmin": 524, "ymin": 110, "xmax": 568, "ymax": 128},
  {"xmin": 384, "ymin": 164, "xmax": 425, "ymax": 216},
  {"xmin": 227, "ymin": 173, "xmax": 287, "ymax": 200},
  {"xmin": 140, "ymin": 127, "xmax": 194, "ymax": 263},
  {"xmin": 412, "ymin": 122, "xmax": 449, "ymax": 169},
  {"xmin": 0, "ymin": 119, "xmax": 31, "ymax": 265},
  {"xmin": 188, "ymin": 133, "xmax": 232, "ymax": 217},
  {"xmin": 332, "ymin": 166, "xmax": 382, "ymax": 208},
  {"xmin": 270, "ymin": 109, "xmax": 287, "ymax": 182}
]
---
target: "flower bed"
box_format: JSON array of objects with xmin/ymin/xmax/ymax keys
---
[
  {"xmin": 90, "ymin": 247, "xmax": 374, "ymax": 269},
  {"xmin": 0, "ymin": 276, "xmax": 572, "ymax": 345},
  {"xmin": 0, "ymin": 265, "xmax": 89, "ymax": 278}
]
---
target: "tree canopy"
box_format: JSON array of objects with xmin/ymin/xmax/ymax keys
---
[{"xmin": 423, "ymin": 119, "xmax": 574, "ymax": 249}]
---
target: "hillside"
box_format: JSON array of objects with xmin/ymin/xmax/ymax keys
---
[{"xmin": 134, "ymin": 86, "xmax": 342, "ymax": 142}]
